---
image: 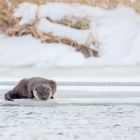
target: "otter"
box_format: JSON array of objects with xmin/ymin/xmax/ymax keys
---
[{"xmin": 4, "ymin": 77, "xmax": 56, "ymax": 101}]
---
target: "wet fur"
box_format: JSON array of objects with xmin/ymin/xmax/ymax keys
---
[{"xmin": 4, "ymin": 77, "xmax": 56, "ymax": 101}]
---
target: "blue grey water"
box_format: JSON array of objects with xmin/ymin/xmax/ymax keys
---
[{"xmin": 0, "ymin": 104, "xmax": 140, "ymax": 140}]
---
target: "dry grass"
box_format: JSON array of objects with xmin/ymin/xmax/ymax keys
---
[
  {"xmin": 47, "ymin": 16, "xmax": 90, "ymax": 30},
  {"xmin": 0, "ymin": 1, "xmax": 17, "ymax": 32},
  {"xmin": 46, "ymin": 0, "xmax": 140, "ymax": 12},
  {"xmin": 4, "ymin": 0, "xmax": 140, "ymax": 13}
]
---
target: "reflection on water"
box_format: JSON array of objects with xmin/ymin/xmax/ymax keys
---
[{"xmin": 0, "ymin": 105, "xmax": 140, "ymax": 140}]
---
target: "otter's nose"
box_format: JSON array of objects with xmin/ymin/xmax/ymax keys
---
[{"xmin": 41, "ymin": 96, "xmax": 49, "ymax": 100}]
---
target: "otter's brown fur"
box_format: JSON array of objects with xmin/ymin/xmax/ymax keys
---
[{"xmin": 4, "ymin": 77, "xmax": 56, "ymax": 101}]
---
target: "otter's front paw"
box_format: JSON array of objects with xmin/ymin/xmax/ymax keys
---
[{"xmin": 50, "ymin": 96, "xmax": 54, "ymax": 99}]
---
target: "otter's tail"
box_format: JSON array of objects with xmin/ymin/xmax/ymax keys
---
[{"xmin": 4, "ymin": 91, "xmax": 14, "ymax": 101}]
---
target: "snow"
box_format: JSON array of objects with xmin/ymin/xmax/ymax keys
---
[
  {"xmin": 37, "ymin": 18, "xmax": 90, "ymax": 44},
  {"xmin": 13, "ymin": 3, "xmax": 38, "ymax": 25},
  {"xmin": 0, "ymin": 35, "xmax": 86, "ymax": 67},
  {"xmin": 37, "ymin": 3, "xmax": 107, "ymax": 20},
  {"xmin": 1, "ymin": 2, "xmax": 140, "ymax": 67}
]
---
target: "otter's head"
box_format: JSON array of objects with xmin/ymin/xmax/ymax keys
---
[{"xmin": 33, "ymin": 84, "xmax": 51, "ymax": 101}]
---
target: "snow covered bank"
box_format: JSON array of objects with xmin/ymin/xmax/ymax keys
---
[
  {"xmin": 0, "ymin": 35, "xmax": 87, "ymax": 67},
  {"xmin": 1, "ymin": 2, "xmax": 140, "ymax": 67}
]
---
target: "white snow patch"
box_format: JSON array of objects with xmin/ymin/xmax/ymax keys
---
[
  {"xmin": 0, "ymin": 35, "xmax": 86, "ymax": 67},
  {"xmin": 13, "ymin": 2, "xmax": 38, "ymax": 25},
  {"xmin": 37, "ymin": 18, "xmax": 90, "ymax": 44}
]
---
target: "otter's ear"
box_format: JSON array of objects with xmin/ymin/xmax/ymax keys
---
[
  {"xmin": 49, "ymin": 80, "xmax": 57, "ymax": 98},
  {"xmin": 49, "ymin": 80, "xmax": 56, "ymax": 88}
]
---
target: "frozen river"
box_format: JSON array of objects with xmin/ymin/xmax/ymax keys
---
[
  {"xmin": 1, "ymin": 66, "xmax": 140, "ymax": 140},
  {"xmin": 0, "ymin": 102, "xmax": 140, "ymax": 140}
]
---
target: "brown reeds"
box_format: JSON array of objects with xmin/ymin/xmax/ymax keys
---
[
  {"xmin": 0, "ymin": 0, "xmax": 17, "ymax": 32},
  {"xmin": 4, "ymin": 0, "xmax": 140, "ymax": 13},
  {"xmin": 50, "ymin": 0, "xmax": 140, "ymax": 12},
  {"xmin": 47, "ymin": 16, "xmax": 90, "ymax": 30}
]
